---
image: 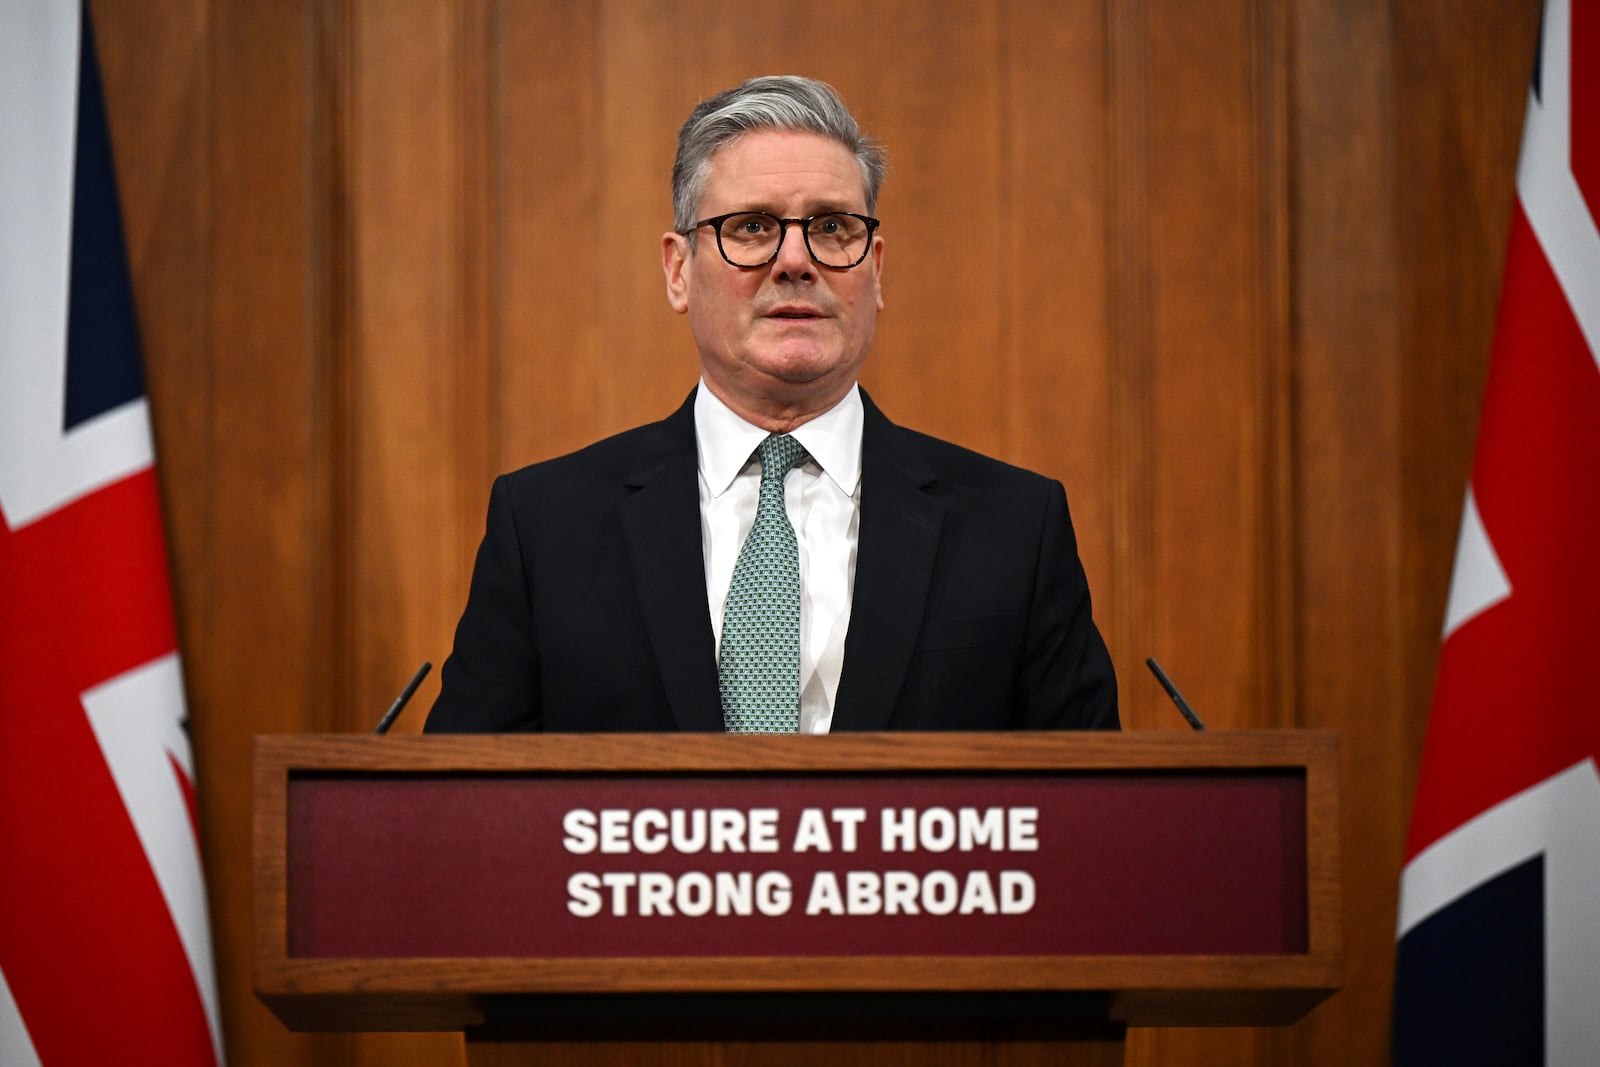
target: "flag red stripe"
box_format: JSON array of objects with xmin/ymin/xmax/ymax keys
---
[
  {"xmin": 0, "ymin": 470, "xmax": 215, "ymax": 1064},
  {"xmin": 1403, "ymin": 201, "xmax": 1600, "ymax": 861},
  {"xmin": 0, "ymin": 471, "xmax": 177, "ymax": 690}
]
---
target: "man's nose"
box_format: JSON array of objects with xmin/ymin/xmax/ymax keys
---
[{"xmin": 770, "ymin": 223, "xmax": 816, "ymax": 281}]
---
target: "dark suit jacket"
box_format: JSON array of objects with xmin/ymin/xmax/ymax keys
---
[{"xmin": 424, "ymin": 390, "xmax": 1117, "ymax": 733}]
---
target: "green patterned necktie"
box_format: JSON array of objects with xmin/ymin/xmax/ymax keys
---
[{"xmin": 720, "ymin": 433, "xmax": 809, "ymax": 733}]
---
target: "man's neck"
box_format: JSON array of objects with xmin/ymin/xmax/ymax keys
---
[{"xmin": 699, "ymin": 375, "xmax": 856, "ymax": 434}]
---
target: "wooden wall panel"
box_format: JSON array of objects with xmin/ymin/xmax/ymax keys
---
[
  {"xmin": 852, "ymin": 2, "xmax": 1011, "ymax": 460},
  {"xmin": 342, "ymin": 0, "xmax": 492, "ymax": 741},
  {"xmin": 1121, "ymin": 5, "xmax": 1297, "ymax": 1063},
  {"xmin": 1104, "ymin": 0, "xmax": 1159, "ymax": 731},
  {"xmin": 592, "ymin": 1, "xmax": 699, "ymax": 434},
  {"xmin": 496, "ymin": 2, "xmax": 604, "ymax": 467},
  {"xmin": 1137, "ymin": 0, "xmax": 1292, "ymax": 744},
  {"xmin": 200, "ymin": 7, "xmax": 332, "ymax": 1056},
  {"xmin": 339, "ymin": 2, "xmax": 496, "ymax": 1061},
  {"xmin": 87, "ymin": 0, "xmax": 1545, "ymax": 1063},
  {"xmin": 1290, "ymin": 2, "xmax": 1406, "ymax": 1065},
  {"xmin": 1001, "ymin": 0, "xmax": 1115, "ymax": 634}
]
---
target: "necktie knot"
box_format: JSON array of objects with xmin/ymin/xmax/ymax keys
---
[{"xmin": 758, "ymin": 434, "xmax": 807, "ymax": 483}]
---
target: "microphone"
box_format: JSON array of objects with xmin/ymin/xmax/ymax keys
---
[
  {"xmin": 1145, "ymin": 657, "xmax": 1206, "ymax": 731},
  {"xmin": 373, "ymin": 662, "xmax": 432, "ymax": 734}
]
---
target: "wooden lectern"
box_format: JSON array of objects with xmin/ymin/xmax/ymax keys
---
[{"xmin": 255, "ymin": 731, "xmax": 1341, "ymax": 1065}]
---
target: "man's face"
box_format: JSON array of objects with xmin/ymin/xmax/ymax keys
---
[{"xmin": 662, "ymin": 130, "xmax": 884, "ymax": 424}]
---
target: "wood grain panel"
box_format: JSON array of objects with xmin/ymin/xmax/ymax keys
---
[
  {"xmin": 1288, "ymin": 4, "xmax": 1405, "ymax": 1066},
  {"xmin": 495, "ymin": 1, "xmax": 605, "ymax": 467},
  {"xmin": 1001, "ymin": 0, "xmax": 1115, "ymax": 615},
  {"xmin": 1106, "ymin": 0, "xmax": 1159, "ymax": 733},
  {"xmin": 343, "ymin": 0, "xmax": 487, "ymax": 742},
  {"xmin": 208, "ymin": 2, "xmax": 331, "ymax": 1060},
  {"xmin": 1108, "ymin": 0, "xmax": 1297, "ymax": 746},
  {"xmin": 851, "ymin": 2, "xmax": 1009, "ymax": 458},
  {"xmin": 595, "ymin": 0, "xmax": 707, "ymax": 433},
  {"xmin": 1140, "ymin": 0, "xmax": 1289, "ymax": 740},
  {"xmin": 340, "ymin": 1, "xmax": 490, "ymax": 1060},
  {"xmin": 1116, "ymin": 1, "xmax": 1294, "ymax": 1063}
]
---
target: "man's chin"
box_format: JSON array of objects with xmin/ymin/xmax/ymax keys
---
[{"xmin": 742, "ymin": 345, "xmax": 855, "ymax": 384}]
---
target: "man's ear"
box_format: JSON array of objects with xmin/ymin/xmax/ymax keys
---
[
  {"xmin": 662, "ymin": 232, "xmax": 691, "ymax": 314},
  {"xmin": 870, "ymin": 233, "xmax": 885, "ymax": 312}
]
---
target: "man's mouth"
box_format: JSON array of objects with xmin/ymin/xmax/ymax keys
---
[{"xmin": 767, "ymin": 306, "xmax": 825, "ymax": 320}]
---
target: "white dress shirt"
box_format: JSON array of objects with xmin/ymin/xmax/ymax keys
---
[{"xmin": 695, "ymin": 382, "xmax": 863, "ymax": 734}]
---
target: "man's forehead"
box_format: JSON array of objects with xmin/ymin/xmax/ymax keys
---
[{"xmin": 702, "ymin": 130, "xmax": 866, "ymax": 208}]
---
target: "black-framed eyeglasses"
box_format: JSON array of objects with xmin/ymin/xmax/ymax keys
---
[{"xmin": 683, "ymin": 211, "xmax": 880, "ymax": 270}]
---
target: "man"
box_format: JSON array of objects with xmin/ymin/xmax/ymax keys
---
[{"xmin": 425, "ymin": 75, "xmax": 1116, "ymax": 734}]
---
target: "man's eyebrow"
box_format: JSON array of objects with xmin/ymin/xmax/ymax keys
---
[{"xmin": 733, "ymin": 202, "xmax": 859, "ymax": 217}]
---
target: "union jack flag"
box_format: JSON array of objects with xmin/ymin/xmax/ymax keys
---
[
  {"xmin": 0, "ymin": 4, "xmax": 223, "ymax": 1064},
  {"xmin": 1393, "ymin": 1, "xmax": 1600, "ymax": 1063}
]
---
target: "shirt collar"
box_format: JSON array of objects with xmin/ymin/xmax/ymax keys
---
[{"xmin": 695, "ymin": 380, "xmax": 864, "ymax": 499}]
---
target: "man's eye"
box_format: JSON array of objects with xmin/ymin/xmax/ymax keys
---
[{"xmin": 725, "ymin": 214, "xmax": 775, "ymax": 238}]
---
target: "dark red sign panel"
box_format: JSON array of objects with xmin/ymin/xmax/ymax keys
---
[{"xmin": 286, "ymin": 771, "xmax": 1306, "ymax": 959}]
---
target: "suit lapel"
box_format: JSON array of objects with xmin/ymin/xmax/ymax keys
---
[
  {"xmin": 833, "ymin": 394, "xmax": 943, "ymax": 731},
  {"xmin": 620, "ymin": 393, "xmax": 724, "ymax": 732}
]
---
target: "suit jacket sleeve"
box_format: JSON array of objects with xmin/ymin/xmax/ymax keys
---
[
  {"xmin": 424, "ymin": 475, "xmax": 542, "ymax": 732},
  {"xmin": 1017, "ymin": 479, "xmax": 1118, "ymax": 729}
]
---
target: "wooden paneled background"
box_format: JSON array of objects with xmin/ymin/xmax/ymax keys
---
[{"xmin": 91, "ymin": 0, "xmax": 1541, "ymax": 1063}]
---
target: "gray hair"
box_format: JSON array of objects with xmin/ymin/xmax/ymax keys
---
[{"xmin": 671, "ymin": 75, "xmax": 887, "ymax": 233}]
